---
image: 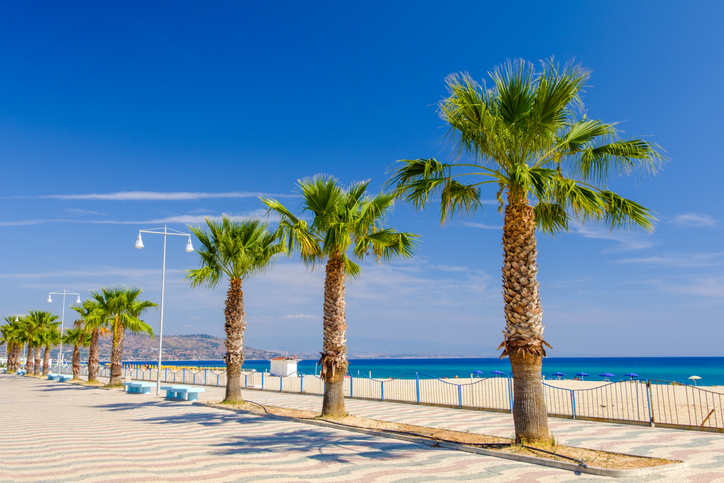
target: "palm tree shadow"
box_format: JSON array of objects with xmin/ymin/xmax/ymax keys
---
[{"xmin": 211, "ymin": 428, "xmax": 420, "ymax": 462}]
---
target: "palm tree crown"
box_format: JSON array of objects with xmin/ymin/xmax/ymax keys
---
[{"xmin": 187, "ymin": 217, "xmax": 283, "ymax": 288}]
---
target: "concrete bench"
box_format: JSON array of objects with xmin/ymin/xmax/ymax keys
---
[
  {"xmin": 160, "ymin": 385, "xmax": 205, "ymax": 401},
  {"xmin": 124, "ymin": 381, "xmax": 154, "ymax": 394},
  {"xmin": 47, "ymin": 373, "xmax": 60, "ymax": 380},
  {"xmin": 57, "ymin": 374, "xmax": 73, "ymax": 382}
]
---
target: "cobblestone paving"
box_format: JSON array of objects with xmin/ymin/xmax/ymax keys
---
[{"xmin": 1, "ymin": 374, "xmax": 723, "ymax": 482}]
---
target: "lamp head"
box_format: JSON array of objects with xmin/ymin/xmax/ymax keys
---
[
  {"xmin": 14, "ymin": 316, "xmax": 18, "ymax": 322},
  {"xmin": 47, "ymin": 295, "xmax": 52, "ymax": 303},
  {"xmin": 76, "ymin": 295, "xmax": 81, "ymax": 304},
  {"xmin": 185, "ymin": 237, "xmax": 194, "ymax": 253},
  {"xmin": 135, "ymin": 233, "xmax": 144, "ymax": 249}
]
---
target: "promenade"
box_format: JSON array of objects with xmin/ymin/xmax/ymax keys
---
[{"xmin": 1, "ymin": 374, "xmax": 723, "ymax": 482}]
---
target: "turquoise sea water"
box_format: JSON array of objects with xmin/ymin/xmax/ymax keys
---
[{"xmin": 123, "ymin": 357, "xmax": 724, "ymax": 386}]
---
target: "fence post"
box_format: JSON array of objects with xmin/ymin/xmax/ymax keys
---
[
  {"xmin": 301, "ymin": 374, "xmax": 304, "ymax": 394},
  {"xmin": 349, "ymin": 374, "xmax": 353, "ymax": 398},
  {"xmin": 416, "ymin": 373, "xmax": 420, "ymax": 404},
  {"xmin": 458, "ymin": 384, "xmax": 462, "ymax": 408},
  {"xmin": 204, "ymin": 370, "xmax": 207, "ymax": 386},
  {"xmin": 183, "ymin": 368, "xmax": 186, "ymax": 383},
  {"xmin": 570, "ymin": 390, "xmax": 576, "ymax": 419},
  {"xmin": 262, "ymin": 371, "xmax": 265, "ymax": 390},
  {"xmin": 280, "ymin": 376, "xmax": 283, "ymax": 392},
  {"xmin": 165, "ymin": 368, "xmax": 168, "ymax": 382},
  {"xmin": 217, "ymin": 372, "xmax": 219, "ymax": 386},
  {"xmin": 244, "ymin": 374, "xmax": 247, "ymax": 388},
  {"xmin": 380, "ymin": 381, "xmax": 384, "ymax": 401},
  {"xmin": 507, "ymin": 375, "xmax": 514, "ymax": 413},
  {"xmin": 646, "ymin": 380, "xmax": 655, "ymax": 427}
]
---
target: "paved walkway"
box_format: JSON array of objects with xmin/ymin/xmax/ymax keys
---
[{"xmin": 0, "ymin": 374, "xmax": 722, "ymax": 482}]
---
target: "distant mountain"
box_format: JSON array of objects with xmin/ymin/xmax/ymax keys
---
[{"xmin": 92, "ymin": 333, "xmax": 284, "ymax": 361}]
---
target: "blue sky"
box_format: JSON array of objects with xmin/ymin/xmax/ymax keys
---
[{"xmin": 1, "ymin": 1, "xmax": 722, "ymax": 357}]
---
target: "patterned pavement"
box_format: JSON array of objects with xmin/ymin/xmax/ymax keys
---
[{"xmin": 0, "ymin": 374, "xmax": 722, "ymax": 482}]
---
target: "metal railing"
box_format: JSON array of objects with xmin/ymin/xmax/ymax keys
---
[{"xmin": 49, "ymin": 365, "xmax": 724, "ymax": 432}]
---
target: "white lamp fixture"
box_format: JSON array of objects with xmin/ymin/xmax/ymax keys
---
[
  {"xmin": 134, "ymin": 225, "xmax": 194, "ymax": 395},
  {"xmin": 47, "ymin": 289, "xmax": 82, "ymax": 370}
]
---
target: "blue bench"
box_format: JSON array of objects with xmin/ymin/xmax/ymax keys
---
[
  {"xmin": 47, "ymin": 373, "xmax": 60, "ymax": 380},
  {"xmin": 160, "ymin": 385, "xmax": 205, "ymax": 401},
  {"xmin": 17, "ymin": 370, "xmax": 27, "ymax": 376},
  {"xmin": 57, "ymin": 374, "xmax": 73, "ymax": 382},
  {"xmin": 124, "ymin": 381, "xmax": 154, "ymax": 394}
]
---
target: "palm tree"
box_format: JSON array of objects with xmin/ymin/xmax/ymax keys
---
[
  {"xmin": 72, "ymin": 299, "xmax": 109, "ymax": 383},
  {"xmin": 262, "ymin": 175, "xmax": 418, "ymax": 416},
  {"xmin": 1, "ymin": 316, "xmax": 25, "ymax": 373},
  {"xmin": 186, "ymin": 217, "xmax": 283, "ymax": 403},
  {"xmin": 387, "ymin": 59, "xmax": 663, "ymax": 443},
  {"xmin": 91, "ymin": 287, "xmax": 156, "ymax": 386},
  {"xmin": 63, "ymin": 328, "xmax": 90, "ymax": 380},
  {"xmin": 19, "ymin": 313, "xmax": 41, "ymax": 375},
  {"xmin": 34, "ymin": 312, "xmax": 60, "ymax": 375}
]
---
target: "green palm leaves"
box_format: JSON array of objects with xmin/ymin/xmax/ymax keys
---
[
  {"xmin": 262, "ymin": 174, "xmax": 418, "ymax": 275},
  {"xmin": 187, "ymin": 217, "xmax": 283, "ymax": 288},
  {"xmin": 389, "ymin": 59, "xmax": 664, "ymax": 232}
]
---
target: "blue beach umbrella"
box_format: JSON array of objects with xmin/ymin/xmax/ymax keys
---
[
  {"xmin": 599, "ymin": 372, "xmax": 615, "ymax": 381},
  {"xmin": 491, "ymin": 370, "xmax": 505, "ymax": 377},
  {"xmin": 575, "ymin": 372, "xmax": 588, "ymax": 380},
  {"xmin": 625, "ymin": 373, "xmax": 639, "ymax": 380},
  {"xmin": 552, "ymin": 372, "xmax": 565, "ymax": 380},
  {"xmin": 473, "ymin": 370, "xmax": 484, "ymax": 378}
]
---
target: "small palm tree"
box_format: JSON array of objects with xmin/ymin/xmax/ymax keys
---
[
  {"xmin": 32, "ymin": 312, "xmax": 60, "ymax": 375},
  {"xmin": 187, "ymin": 217, "xmax": 283, "ymax": 403},
  {"xmin": 63, "ymin": 328, "xmax": 90, "ymax": 380},
  {"xmin": 262, "ymin": 175, "xmax": 418, "ymax": 416},
  {"xmin": 91, "ymin": 287, "xmax": 156, "ymax": 386},
  {"xmin": 72, "ymin": 299, "xmax": 110, "ymax": 382},
  {"xmin": 388, "ymin": 59, "xmax": 663, "ymax": 443},
  {"xmin": 20, "ymin": 313, "xmax": 42, "ymax": 375},
  {"xmin": 1, "ymin": 316, "xmax": 25, "ymax": 373}
]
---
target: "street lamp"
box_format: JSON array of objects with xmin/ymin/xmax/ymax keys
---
[
  {"xmin": 47, "ymin": 290, "xmax": 82, "ymax": 369},
  {"xmin": 135, "ymin": 225, "xmax": 194, "ymax": 394}
]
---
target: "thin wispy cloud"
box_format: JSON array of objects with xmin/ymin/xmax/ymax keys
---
[
  {"xmin": 0, "ymin": 210, "xmax": 278, "ymax": 227},
  {"xmin": 615, "ymin": 252, "xmax": 724, "ymax": 268},
  {"xmin": 670, "ymin": 213, "xmax": 717, "ymax": 227},
  {"xmin": 282, "ymin": 314, "xmax": 318, "ymax": 319},
  {"xmin": 64, "ymin": 208, "xmax": 103, "ymax": 215},
  {"xmin": 574, "ymin": 223, "xmax": 654, "ymax": 252},
  {"xmin": 462, "ymin": 221, "xmax": 503, "ymax": 230},
  {"xmin": 31, "ymin": 191, "xmax": 296, "ymax": 201}
]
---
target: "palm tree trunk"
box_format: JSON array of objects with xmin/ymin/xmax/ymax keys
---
[
  {"xmin": 320, "ymin": 255, "xmax": 347, "ymax": 417},
  {"xmin": 88, "ymin": 328, "xmax": 99, "ymax": 382},
  {"xmin": 42, "ymin": 345, "xmax": 50, "ymax": 375},
  {"xmin": 500, "ymin": 192, "xmax": 550, "ymax": 443},
  {"xmin": 72, "ymin": 346, "xmax": 81, "ymax": 380},
  {"xmin": 223, "ymin": 278, "xmax": 245, "ymax": 403},
  {"xmin": 33, "ymin": 346, "xmax": 41, "ymax": 376},
  {"xmin": 8, "ymin": 343, "xmax": 18, "ymax": 372},
  {"xmin": 25, "ymin": 344, "xmax": 33, "ymax": 373},
  {"xmin": 109, "ymin": 319, "xmax": 125, "ymax": 386}
]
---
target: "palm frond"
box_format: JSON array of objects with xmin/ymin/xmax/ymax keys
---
[{"xmin": 534, "ymin": 202, "xmax": 570, "ymax": 235}]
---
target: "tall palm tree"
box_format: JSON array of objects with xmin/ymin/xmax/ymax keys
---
[
  {"xmin": 63, "ymin": 327, "xmax": 90, "ymax": 380},
  {"xmin": 388, "ymin": 59, "xmax": 663, "ymax": 443},
  {"xmin": 91, "ymin": 287, "xmax": 156, "ymax": 386},
  {"xmin": 262, "ymin": 175, "xmax": 418, "ymax": 416},
  {"xmin": 187, "ymin": 217, "xmax": 283, "ymax": 403},
  {"xmin": 72, "ymin": 299, "xmax": 109, "ymax": 383}
]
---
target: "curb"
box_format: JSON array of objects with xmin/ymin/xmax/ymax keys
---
[{"xmin": 196, "ymin": 402, "xmax": 686, "ymax": 478}]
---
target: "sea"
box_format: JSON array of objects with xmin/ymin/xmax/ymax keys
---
[{"xmin": 121, "ymin": 357, "xmax": 724, "ymax": 386}]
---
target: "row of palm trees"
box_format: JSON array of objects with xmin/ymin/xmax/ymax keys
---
[
  {"xmin": 1, "ymin": 59, "xmax": 663, "ymax": 444},
  {"xmin": 2, "ymin": 287, "xmax": 156, "ymax": 386}
]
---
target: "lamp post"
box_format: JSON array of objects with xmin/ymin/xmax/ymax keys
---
[
  {"xmin": 135, "ymin": 226, "xmax": 194, "ymax": 394},
  {"xmin": 47, "ymin": 290, "xmax": 82, "ymax": 370}
]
